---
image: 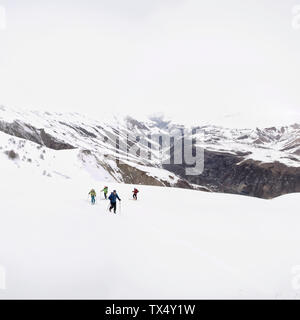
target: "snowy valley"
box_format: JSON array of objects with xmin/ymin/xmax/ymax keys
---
[{"xmin": 0, "ymin": 105, "xmax": 299, "ymax": 199}]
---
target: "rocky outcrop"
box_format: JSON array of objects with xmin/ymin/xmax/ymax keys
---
[
  {"xmin": 0, "ymin": 120, "xmax": 75, "ymax": 150},
  {"xmin": 116, "ymin": 162, "xmax": 198, "ymax": 190},
  {"xmin": 116, "ymin": 162, "xmax": 168, "ymax": 186},
  {"xmin": 164, "ymin": 150, "xmax": 300, "ymax": 199}
]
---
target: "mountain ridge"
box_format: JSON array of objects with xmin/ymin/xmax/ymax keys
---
[{"xmin": 0, "ymin": 105, "xmax": 299, "ymax": 199}]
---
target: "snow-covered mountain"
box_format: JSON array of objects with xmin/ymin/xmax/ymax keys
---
[
  {"xmin": 0, "ymin": 105, "xmax": 196, "ymax": 190},
  {"xmin": 0, "ymin": 105, "xmax": 300, "ymax": 299},
  {"xmin": 0, "ymin": 105, "xmax": 299, "ymax": 198}
]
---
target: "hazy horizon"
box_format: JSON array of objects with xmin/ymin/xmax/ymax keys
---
[{"xmin": 0, "ymin": 0, "xmax": 300, "ymax": 128}]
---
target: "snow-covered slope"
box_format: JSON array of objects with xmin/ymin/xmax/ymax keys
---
[
  {"xmin": 0, "ymin": 106, "xmax": 191, "ymax": 188},
  {"xmin": 0, "ymin": 105, "xmax": 299, "ymax": 198},
  {"xmin": 1, "ymin": 105, "xmax": 299, "ymax": 168},
  {"xmin": 0, "ymin": 154, "xmax": 299, "ymax": 299}
]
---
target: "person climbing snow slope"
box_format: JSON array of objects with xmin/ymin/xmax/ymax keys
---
[
  {"xmin": 88, "ymin": 189, "xmax": 96, "ymax": 205},
  {"xmin": 108, "ymin": 190, "xmax": 121, "ymax": 214},
  {"xmin": 132, "ymin": 188, "xmax": 139, "ymax": 200},
  {"xmin": 101, "ymin": 186, "xmax": 108, "ymax": 200}
]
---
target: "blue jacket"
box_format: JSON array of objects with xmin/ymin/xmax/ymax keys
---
[{"xmin": 108, "ymin": 192, "xmax": 121, "ymax": 203}]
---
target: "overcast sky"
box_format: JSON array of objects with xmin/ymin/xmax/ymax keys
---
[{"xmin": 0, "ymin": 0, "xmax": 300, "ymax": 127}]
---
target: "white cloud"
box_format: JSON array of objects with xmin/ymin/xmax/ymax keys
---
[{"xmin": 0, "ymin": 0, "xmax": 299, "ymax": 128}]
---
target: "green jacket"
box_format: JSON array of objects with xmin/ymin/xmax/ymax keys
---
[{"xmin": 101, "ymin": 187, "xmax": 108, "ymax": 194}]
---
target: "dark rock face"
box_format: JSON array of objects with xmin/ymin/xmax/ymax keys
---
[
  {"xmin": 0, "ymin": 120, "xmax": 41, "ymax": 145},
  {"xmin": 116, "ymin": 162, "xmax": 196, "ymax": 190},
  {"xmin": 117, "ymin": 162, "xmax": 167, "ymax": 186},
  {"xmin": 0, "ymin": 120, "xmax": 75, "ymax": 150},
  {"xmin": 39, "ymin": 129, "xmax": 75, "ymax": 150},
  {"xmin": 5, "ymin": 149, "xmax": 19, "ymax": 160},
  {"xmin": 164, "ymin": 150, "xmax": 300, "ymax": 199}
]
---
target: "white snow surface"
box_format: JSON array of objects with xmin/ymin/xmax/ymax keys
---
[{"xmin": 0, "ymin": 150, "xmax": 300, "ymax": 299}]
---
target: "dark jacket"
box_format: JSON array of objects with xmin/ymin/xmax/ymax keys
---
[{"xmin": 108, "ymin": 192, "xmax": 121, "ymax": 203}]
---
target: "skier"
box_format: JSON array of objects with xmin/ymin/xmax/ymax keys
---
[
  {"xmin": 108, "ymin": 190, "xmax": 121, "ymax": 214},
  {"xmin": 88, "ymin": 189, "xmax": 97, "ymax": 205},
  {"xmin": 132, "ymin": 188, "xmax": 139, "ymax": 200},
  {"xmin": 101, "ymin": 186, "xmax": 108, "ymax": 200}
]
